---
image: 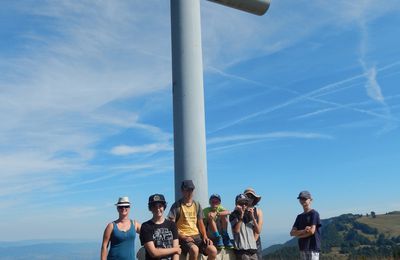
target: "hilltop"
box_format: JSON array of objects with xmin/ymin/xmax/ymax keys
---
[
  {"xmin": 263, "ymin": 211, "xmax": 400, "ymax": 260},
  {"xmin": 1, "ymin": 212, "xmax": 399, "ymax": 259}
]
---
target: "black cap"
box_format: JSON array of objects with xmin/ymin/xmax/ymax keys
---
[
  {"xmin": 181, "ymin": 180, "xmax": 195, "ymax": 190},
  {"xmin": 148, "ymin": 194, "xmax": 166, "ymax": 205},
  {"xmin": 297, "ymin": 190, "xmax": 312, "ymax": 199}
]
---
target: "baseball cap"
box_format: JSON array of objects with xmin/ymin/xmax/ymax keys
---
[
  {"xmin": 297, "ymin": 190, "xmax": 312, "ymax": 199},
  {"xmin": 209, "ymin": 194, "xmax": 221, "ymax": 203},
  {"xmin": 181, "ymin": 180, "xmax": 195, "ymax": 190},
  {"xmin": 148, "ymin": 194, "xmax": 167, "ymax": 208}
]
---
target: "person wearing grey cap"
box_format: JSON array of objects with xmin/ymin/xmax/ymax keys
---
[
  {"xmin": 290, "ymin": 191, "xmax": 321, "ymax": 260},
  {"xmin": 167, "ymin": 180, "xmax": 217, "ymax": 260}
]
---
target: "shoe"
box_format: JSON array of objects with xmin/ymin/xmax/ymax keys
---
[
  {"xmin": 215, "ymin": 236, "xmax": 224, "ymax": 249},
  {"xmin": 223, "ymin": 236, "xmax": 234, "ymax": 249}
]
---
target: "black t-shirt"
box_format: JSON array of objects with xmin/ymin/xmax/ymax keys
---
[
  {"xmin": 139, "ymin": 219, "xmax": 179, "ymax": 260},
  {"xmin": 293, "ymin": 209, "xmax": 322, "ymax": 251}
]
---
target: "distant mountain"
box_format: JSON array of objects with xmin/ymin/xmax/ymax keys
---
[
  {"xmin": 0, "ymin": 241, "xmax": 98, "ymax": 260},
  {"xmin": 263, "ymin": 211, "xmax": 400, "ymax": 260}
]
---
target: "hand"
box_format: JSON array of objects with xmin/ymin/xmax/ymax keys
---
[
  {"xmin": 175, "ymin": 246, "xmax": 182, "ymax": 255},
  {"xmin": 305, "ymin": 226, "xmax": 311, "ymax": 233},
  {"xmin": 208, "ymin": 211, "xmax": 217, "ymax": 219},
  {"xmin": 236, "ymin": 205, "xmax": 246, "ymax": 214},
  {"xmin": 203, "ymin": 237, "xmax": 213, "ymax": 246}
]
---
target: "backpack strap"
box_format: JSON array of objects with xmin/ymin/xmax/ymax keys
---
[
  {"xmin": 175, "ymin": 199, "xmax": 183, "ymax": 222},
  {"xmin": 254, "ymin": 207, "xmax": 259, "ymax": 222}
]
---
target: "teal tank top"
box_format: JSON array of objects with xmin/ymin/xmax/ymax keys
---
[{"xmin": 107, "ymin": 220, "xmax": 136, "ymax": 260}]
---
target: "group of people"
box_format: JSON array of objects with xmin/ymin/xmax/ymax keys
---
[{"xmin": 101, "ymin": 180, "xmax": 321, "ymax": 260}]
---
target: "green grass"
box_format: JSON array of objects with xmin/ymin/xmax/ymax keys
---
[{"xmin": 357, "ymin": 212, "xmax": 400, "ymax": 237}]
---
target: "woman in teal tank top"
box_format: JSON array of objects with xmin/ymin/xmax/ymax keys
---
[{"xmin": 101, "ymin": 197, "xmax": 141, "ymax": 260}]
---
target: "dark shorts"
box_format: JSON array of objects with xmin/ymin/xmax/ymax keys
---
[
  {"xmin": 235, "ymin": 249, "xmax": 258, "ymax": 260},
  {"xmin": 179, "ymin": 235, "xmax": 208, "ymax": 255}
]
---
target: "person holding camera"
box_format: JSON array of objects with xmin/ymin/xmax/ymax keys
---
[{"xmin": 229, "ymin": 194, "xmax": 260, "ymax": 260}]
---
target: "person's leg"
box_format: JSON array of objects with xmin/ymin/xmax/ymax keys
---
[
  {"xmin": 180, "ymin": 239, "xmax": 197, "ymax": 260},
  {"xmin": 204, "ymin": 244, "xmax": 217, "ymax": 260},
  {"xmin": 235, "ymin": 252, "xmax": 249, "ymax": 260},
  {"xmin": 219, "ymin": 215, "xmax": 228, "ymax": 231},
  {"xmin": 256, "ymin": 238, "xmax": 262, "ymax": 259},
  {"xmin": 219, "ymin": 216, "xmax": 233, "ymax": 248},
  {"xmin": 208, "ymin": 215, "xmax": 223, "ymax": 248},
  {"xmin": 188, "ymin": 244, "xmax": 199, "ymax": 260},
  {"xmin": 299, "ymin": 251, "xmax": 308, "ymax": 260},
  {"xmin": 311, "ymin": 251, "xmax": 319, "ymax": 260},
  {"xmin": 249, "ymin": 252, "xmax": 258, "ymax": 260}
]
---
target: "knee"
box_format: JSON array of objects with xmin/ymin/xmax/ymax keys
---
[
  {"xmin": 207, "ymin": 245, "xmax": 217, "ymax": 257},
  {"xmin": 220, "ymin": 216, "xmax": 228, "ymax": 224},
  {"xmin": 189, "ymin": 245, "xmax": 199, "ymax": 257}
]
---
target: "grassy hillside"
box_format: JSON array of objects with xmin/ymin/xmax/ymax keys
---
[
  {"xmin": 263, "ymin": 211, "xmax": 400, "ymax": 260},
  {"xmin": 358, "ymin": 211, "xmax": 400, "ymax": 237}
]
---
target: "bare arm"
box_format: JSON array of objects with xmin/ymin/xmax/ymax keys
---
[
  {"xmin": 290, "ymin": 225, "xmax": 316, "ymax": 238},
  {"xmin": 218, "ymin": 209, "xmax": 230, "ymax": 217},
  {"xmin": 249, "ymin": 208, "xmax": 262, "ymax": 238},
  {"xmin": 172, "ymin": 239, "xmax": 181, "ymax": 260},
  {"xmin": 135, "ymin": 220, "xmax": 141, "ymax": 234},
  {"xmin": 143, "ymin": 240, "xmax": 181, "ymax": 258},
  {"xmin": 101, "ymin": 223, "xmax": 113, "ymax": 260},
  {"xmin": 232, "ymin": 206, "xmax": 245, "ymax": 234},
  {"xmin": 198, "ymin": 218, "xmax": 213, "ymax": 245}
]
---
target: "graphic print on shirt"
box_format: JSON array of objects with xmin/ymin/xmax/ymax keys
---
[{"xmin": 153, "ymin": 227, "xmax": 174, "ymax": 248}]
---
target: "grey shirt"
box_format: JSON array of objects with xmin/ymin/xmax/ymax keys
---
[{"xmin": 229, "ymin": 210, "xmax": 257, "ymax": 251}]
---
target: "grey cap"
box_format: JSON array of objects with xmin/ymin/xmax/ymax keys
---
[
  {"xmin": 297, "ymin": 190, "xmax": 312, "ymax": 199},
  {"xmin": 181, "ymin": 180, "xmax": 195, "ymax": 190},
  {"xmin": 235, "ymin": 193, "xmax": 251, "ymax": 205}
]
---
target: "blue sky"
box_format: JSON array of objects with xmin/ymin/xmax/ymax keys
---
[{"xmin": 1, "ymin": 0, "xmax": 400, "ymax": 247}]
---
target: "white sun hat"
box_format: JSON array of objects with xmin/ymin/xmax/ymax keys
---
[{"xmin": 115, "ymin": 196, "xmax": 131, "ymax": 207}]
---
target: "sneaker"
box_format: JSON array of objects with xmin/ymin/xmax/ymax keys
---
[
  {"xmin": 223, "ymin": 236, "xmax": 234, "ymax": 249},
  {"xmin": 215, "ymin": 236, "xmax": 224, "ymax": 249}
]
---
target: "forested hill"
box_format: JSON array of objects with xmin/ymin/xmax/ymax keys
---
[{"xmin": 263, "ymin": 211, "xmax": 400, "ymax": 260}]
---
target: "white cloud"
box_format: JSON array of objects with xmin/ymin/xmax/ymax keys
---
[
  {"xmin": 363, "ymin": 66, "xmax": 385, "ymax": 102},
  {"xmin": 208, "ymin": 131, "xmax": 333, "ymax": 145},
  {"xmin": 111, "ymin": 143, "xmax": 173, "ymax": 156}
]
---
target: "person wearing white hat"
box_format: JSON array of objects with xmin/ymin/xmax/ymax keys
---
[
  {"xmin": 243, "ymin": 188, "xmax": 263, "ymax": 259},
  {"xmin": 229, "ymin": 194, "xmax": 260, "ymax": 260},
  {"xmin": 101, "ymin": 197, "xmax": 141, "ymax": 260}
]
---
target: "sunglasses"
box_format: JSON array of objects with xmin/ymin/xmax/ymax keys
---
[{"xmin": 118, "ymin": 206, "xmax": 130, "ymax": 209}]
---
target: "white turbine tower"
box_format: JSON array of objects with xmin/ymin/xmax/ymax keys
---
[{"xmin": 171, "ymin": 0, "xmax": 271, "ymax": 205}]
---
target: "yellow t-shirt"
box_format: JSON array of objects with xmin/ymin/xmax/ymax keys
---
[{"xmin": 176, "ymin": 203, "xmax": 200, "ymax": 236}]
